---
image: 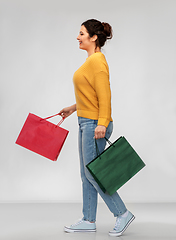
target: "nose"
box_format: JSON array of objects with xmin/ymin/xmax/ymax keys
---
[{"xmin": 77, "ymin": 34, "xmax": 80, "ymax": 40}]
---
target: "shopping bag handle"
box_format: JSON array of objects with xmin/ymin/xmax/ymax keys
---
[
  {"xmin": 41, "ymin": 113, "xmax": 65, "ymax": 126},
  {"xmin": 95, "ymin": 139, "xmax": 100, "ymax": 157},
  {"xmin": 104, "ymin": 137, "xmax": 112, "ymax": 145},
  {"xmin": 95, "ymin": 137, "xmax": 115, "ymax": 159}
]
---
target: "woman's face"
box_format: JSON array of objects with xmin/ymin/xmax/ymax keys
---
[{"xmin": 77, "ymin": 25, "xmax": 95, "ymax": 51}]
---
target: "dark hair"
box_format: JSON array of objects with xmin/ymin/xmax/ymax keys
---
[{"xmin": 81, "ymin": 19, "xmax": 113, "ymax": 48}]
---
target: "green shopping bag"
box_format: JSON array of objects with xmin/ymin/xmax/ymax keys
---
[{"xmin": 86, "ymin": 136, "xmax": 145, "ymax": 196}]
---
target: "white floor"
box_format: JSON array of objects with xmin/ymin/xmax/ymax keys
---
[{"xmin": 0, "ymin": 203, "xmax": 176, "ymax": 240}]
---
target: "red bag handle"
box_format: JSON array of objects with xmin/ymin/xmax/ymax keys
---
[{"xmin": 41, "ymin": 113, "xmax": 65, "ymax": 126}]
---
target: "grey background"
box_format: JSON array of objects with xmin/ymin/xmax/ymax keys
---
[{"xmin": 0, "ymin": 0, "xmax": 176, "ymax": 203}]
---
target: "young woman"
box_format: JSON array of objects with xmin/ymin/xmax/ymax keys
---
[{"xmin": 59, "ymin": 19, "xmax": 135, "ymax": 237}]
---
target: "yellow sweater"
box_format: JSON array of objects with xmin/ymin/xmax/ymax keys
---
[{"xmin": 73, "ymin": 52, "xmax": 112, "ymax": 128}]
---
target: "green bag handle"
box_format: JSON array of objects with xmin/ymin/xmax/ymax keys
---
[
  {"xmin": 95, "ymin": 139, "xmax": 100, "ymax": 157},
  {"xmin": 104, "ymin": 137, "xmax": 112, "ymax": 145},
  {"xmin": 95, "ymin": 137, "xmax": 115, "ymax": 158}
]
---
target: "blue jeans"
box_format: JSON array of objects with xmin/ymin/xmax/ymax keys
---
[{"xmin": 78, "ymin": 117, "xmax": 127, "ymax": 222}]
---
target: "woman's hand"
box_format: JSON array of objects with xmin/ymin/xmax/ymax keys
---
[
  {"xmin": 59, "ymin": 104, "xmax": 76, "ymax": 118},
  {"xmin": 94, "ymin": 125, "xmax": 106, "ymax": 139}
]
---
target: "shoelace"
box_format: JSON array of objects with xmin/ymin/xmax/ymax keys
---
[
  {"xmin": 70, "ymin": 219, "xmax": 83, "ymax": 227},
  {"xmin": 114, "ymin": 217, "xmax": 122, "ymax": 230}
]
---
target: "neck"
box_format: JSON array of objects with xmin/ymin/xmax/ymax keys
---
[{"xmin": 87, "ymin": 47, "xmax": 101, "ymax": 57}]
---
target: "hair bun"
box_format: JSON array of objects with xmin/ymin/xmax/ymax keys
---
[{"xmin": 102, "ymin": 22, "xmax": 113, "ymax": 39}]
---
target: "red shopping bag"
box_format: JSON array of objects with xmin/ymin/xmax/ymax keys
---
[{"xmin": 15, "ymin": 113, "xmax": 69, "ymax": 161}]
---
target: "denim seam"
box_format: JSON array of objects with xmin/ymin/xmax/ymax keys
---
[
  {"xmin": 110, "ymin": 195, "xmax": 127, "ymax": 217},
  {"xmin": 88, "ymin": 138, "xmax": 96, "ymax": 222},
  {"xmin": 89, "ymin": 182, "xmax": 91, "ymax": 221}
]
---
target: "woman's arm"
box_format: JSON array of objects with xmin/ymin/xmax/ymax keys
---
[
  {"xmin": 59, "ymin": 104, "xmax": 76, "ymax": 118},
  {"xmin": 94, "ymin": 71, "xmax": 111, "ymax": 139},
  {"xmin": 94, "ymin": 71, "xmax": 111, "ymax": 128}
]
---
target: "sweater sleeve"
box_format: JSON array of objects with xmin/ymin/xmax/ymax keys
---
[{"xmin": 94, "ymin": 71, "xmax": 112, "ymax": 127}]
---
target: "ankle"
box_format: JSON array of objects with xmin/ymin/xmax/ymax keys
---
[
  {"xmin": 84, "ymin": 220, "xmax": 95, "ymax": 224},
  {"xmin": 120, "ymin": 210, "xmax": 128, "ymax": 218}
]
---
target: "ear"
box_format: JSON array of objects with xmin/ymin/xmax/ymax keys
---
[{"xmin": 91, "ymin": 35, "xmax": 98, "ymax": 42}]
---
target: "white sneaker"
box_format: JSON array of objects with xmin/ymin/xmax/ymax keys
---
[
  {"xmin": 109, "ymin": 211, "xmax": 135, "ymax": 237},
  {"xmin": 64, "ymin": 219, "xmax": 96, "ymax": 233}
]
